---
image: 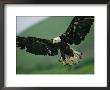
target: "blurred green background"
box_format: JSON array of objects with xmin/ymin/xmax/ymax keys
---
[{"xmin": 16, "ymin": 16, "xmax": 94, "ymax": 74}]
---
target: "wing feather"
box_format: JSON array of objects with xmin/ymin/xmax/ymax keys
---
[
  {"xmin": 60, "ymin": 16, "xmax": 94, "ymax": 45},
  {"xmin": 16, "ymin": 36, "xmax": 58, "ymax": 56}
]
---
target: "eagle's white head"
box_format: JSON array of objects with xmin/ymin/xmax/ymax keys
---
[{"xmin": 52, "ymin": 37, "xmax": 61, "ymax": 44}]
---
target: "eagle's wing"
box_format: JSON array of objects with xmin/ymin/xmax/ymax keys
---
[
  {"xmin": 60, "ymin": 16, "xmax": 94, "ymax": 45},
  {"xmin": 16, "ymin": 36, "xmax": 58, "ymax": 56}
]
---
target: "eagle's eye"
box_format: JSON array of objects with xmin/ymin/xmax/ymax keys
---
[
  {"xmin": 54, "ymin": 40, "xmax": 57, "ymax": 43},
  {"xmin": 53, "ymin": 39, "xmax": 58, "ymax": 44}
]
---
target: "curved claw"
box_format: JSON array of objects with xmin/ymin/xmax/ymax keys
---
[{"xmin": 59, "ymin": 48, "xmax": 83, "ymax": 66}]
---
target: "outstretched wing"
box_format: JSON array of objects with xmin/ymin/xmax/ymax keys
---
[
  {"xmin": 16, "ymin": 36, "xmax": 58, "ymax": 56},
  {"xmin": 60, "ymin": 16, "xmax": 94, "ymax": 45}
]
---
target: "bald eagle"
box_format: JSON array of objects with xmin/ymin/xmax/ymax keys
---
[{"xmin": 16, "ymin": 16, "xmax": 94, "ymax": 66}]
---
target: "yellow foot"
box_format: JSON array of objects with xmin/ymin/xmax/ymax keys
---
[{"xmin": 59, "ymin": 49, "xmax": 83, "ymax": 66}]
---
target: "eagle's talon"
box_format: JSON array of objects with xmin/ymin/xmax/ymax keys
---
[
  {"xmin": 60, "ymin": 49, "xmax": 83, "ymax": 66},
  {"xmin": 59, "ymin": 59, "xmax": 62, "ymax": 62}
]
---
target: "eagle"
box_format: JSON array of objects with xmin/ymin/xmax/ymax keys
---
[{"xmin": 16, "ymin": 16, "xmax": 94, "ymax": 66}]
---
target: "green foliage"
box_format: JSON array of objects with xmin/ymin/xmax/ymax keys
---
[
  {"xmin": 16, "ymin": 16, "xmax": 94, "ymax": 74},
  {"xmin": 16, "ymin": 58, "xmax": 94, "ymax": 74}
]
